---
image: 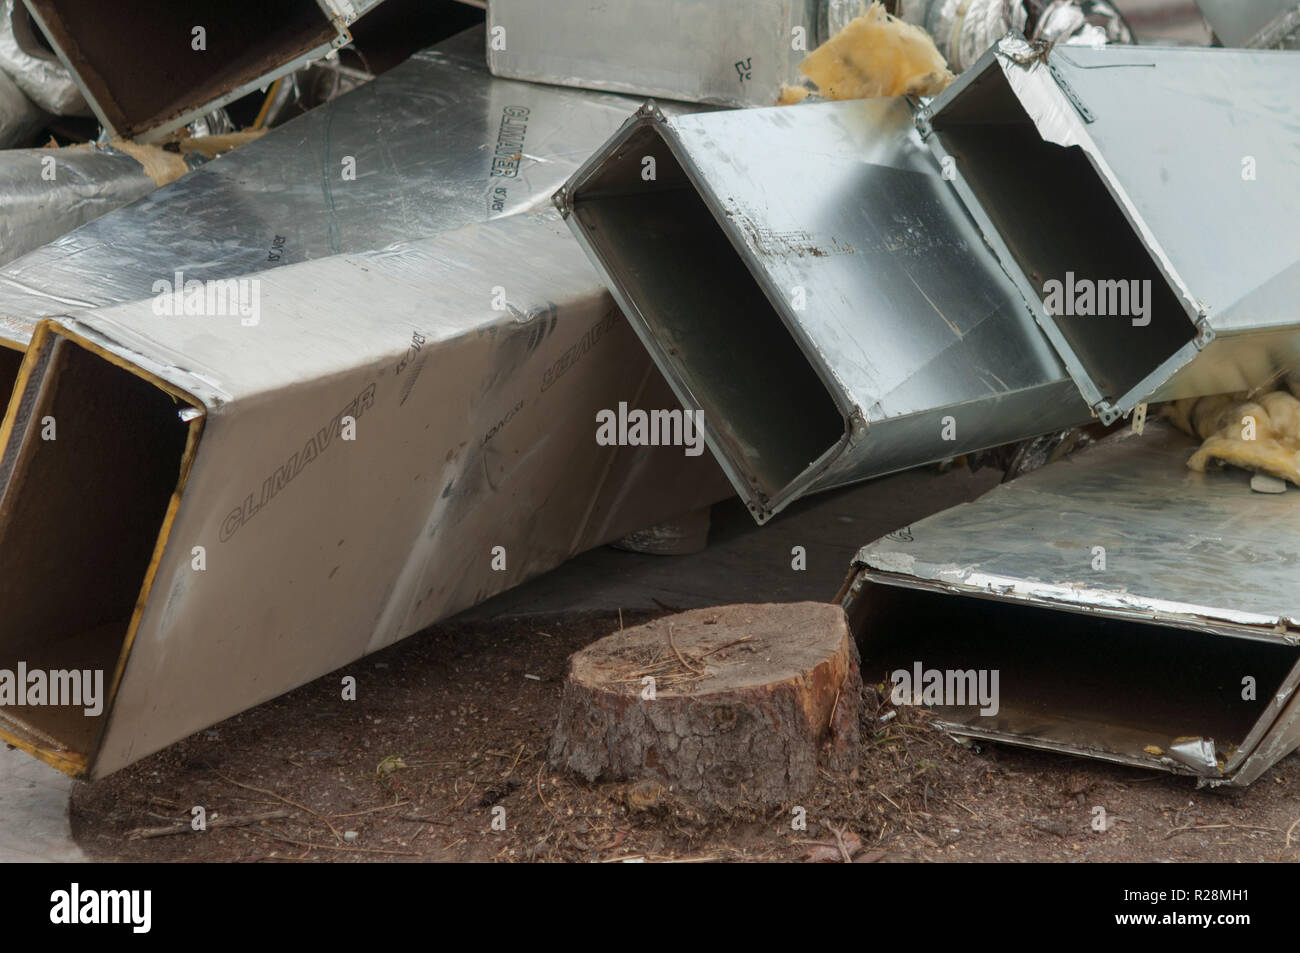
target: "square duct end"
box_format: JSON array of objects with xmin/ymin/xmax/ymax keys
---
[
  {"xmin": 923, "ymin": 46, "xmax": 1200, "ymax": 423},
  {"xmin": 24, "ymin": 0, "xmax": 344, "ymax": 140},
  {"xmin": 0, "ymin": 323, "xmax": 202, "ymax": 777},
  {"xmin": 560, "ymin": 111, "xmax": 851, "ymax": 523}
]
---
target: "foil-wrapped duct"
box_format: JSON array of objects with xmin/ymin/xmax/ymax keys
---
[
  {"xmin": 0, "ymin": 0, "xmax": 86, "ymax": 115},
  {"xmin": 0, "ymin": 28, "xmax": 697, "ymax": 354},
  {"xmin": 0, "ymin": 210, "xmax": 731, "ymax": 778},
  {"xmin": 0, "ymin": 60, "xmax": 43, "ymax": 146},
  {"xmin": 0, "ymin": 145, "xmax": 166, "ymax": 267}
]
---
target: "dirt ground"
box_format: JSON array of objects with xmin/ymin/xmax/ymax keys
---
[{"xmin": 70, "ymin": 608, "xmax": 1300, "ymax": 863}]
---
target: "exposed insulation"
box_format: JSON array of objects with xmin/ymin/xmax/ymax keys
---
[
  {"xmin": 796, "ymin": 1, "xmax": 954, "ymax": 101},
  {"xmin": 99, "ymin": 139, "xmax": 190, "ymax": 187},
  {"xmin": 1163, "ymin": 387, "xmax": 1300, "ymax": 487},
  {"xmin": 176, "ymin": 130, "xmax": 266, "ymax": 160},
  {"xmin": 775, "ymin": 83, "xmax": 811, "ymax": 106}
]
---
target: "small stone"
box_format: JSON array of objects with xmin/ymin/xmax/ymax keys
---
[
  {"xmin": 1250, "ymin": 474, "xmax": 1287, "ymax": 494},
  {"xmin": 343, "ymin": 830, "xmax": 359, "ymax": 843}
]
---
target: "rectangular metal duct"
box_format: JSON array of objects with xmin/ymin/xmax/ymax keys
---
[
  {"xmin": 487, "ymin": 0, "xmax": 860, "ymax": 107},
  {"xmin": 556, "ymin": 98, "xmax": 1091, "ymax": 524},
  {"xmin": 918, "ymin": 38, "xmax": 1300, "ymax": 424},
  {"xmin": 20, "ymin": 0, "xmax": 384, "ymax": 140},
  {"xmin": 839, "ymin": 420, "xmax": 1300, "ymax": 787},
  {"xmin": 0, "ymin": 28, "xmax": 696, "ymax": 406},
  {"xmin": 0, "ymin": 209, "xmax": 731, "ymax": 778}
]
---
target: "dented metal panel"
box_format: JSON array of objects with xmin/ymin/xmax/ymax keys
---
[
  {"xmin": 841, "ymin": 420, "xmax": 1300, "ymax": 786},
  {"xmin": 0, "ymin": 210, "xmax": 731, "ymax": 778},
  {"xmin": 557, "ymin": 98, "xmax": 1089, "ymax": 524},
  {"xmin": 920, "ymin": 39, "xmax": 1300, "ymax": 423}
]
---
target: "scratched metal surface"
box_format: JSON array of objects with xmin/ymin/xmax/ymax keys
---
[
  {"xmin": 0, "ymin": 209, "xmax": 731, "ymax": 777},
  {"xmin": 0, "ymin": 26, "xmax": 688, "ymax": 349},
  {"xmin": 487, "ymin": 0, "xmax": 858, "ymax": 107},
  {"xmin": 853, "ymin": 422, "xmax": 1300, "ymax": 638},
  {"xmin": 560, "ymin": 98, "xmax": 1088, "ymax": 523}
]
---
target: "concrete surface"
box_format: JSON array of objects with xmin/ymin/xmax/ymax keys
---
[{"xmin": 0, "ymin": 745, "xmax": 85, "ymax": 862}]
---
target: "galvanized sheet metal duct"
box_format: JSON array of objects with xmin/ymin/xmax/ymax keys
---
[
  {"xmin": 20, "ymin": 0, "xmax": 383, "ymax": 140},
  {"xmin": 487, "ymin": 0, "xmax": 861, "ymax": 107},
  {"xmin": 557, "ymin": 98, "xmax": 1090, "ymax": 523},
  {"xmin": 0, "ymin": 210, "xmax": 731, "ymax": 778},
  {"xmin": 918, "ymin": 39, "xmax": 1300, "ymax": 423},
  {"xmin": 486, "ymin": 0, "xmax": 1132, "ymax": 105},
  {"xmin": 840, "ymin": 421, "xmax": 1300, "ymax": 787}
]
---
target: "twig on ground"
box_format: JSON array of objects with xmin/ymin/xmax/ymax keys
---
[
  {"xmin": 126, "ymin": 809, "xmax": 291, "ymax": 840},
  {"xmin": 209, "ymin": 768, "xmax": 343, "ymax": 841}
]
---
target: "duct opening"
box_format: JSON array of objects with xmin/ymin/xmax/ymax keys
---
[
  {"xmin": 930, "ymin": 67, "xmax": 1197, "ymax": 408},
  {"xmin": 0, "ymin": 345, "xmax": 19, "ymax": 405},
  {"xmin": 851, "ymin": 578, "xmax": 1300, "ymax": 770},
  {"xmin": 0, "ymin": 334, "xmax": 195, "ymax": 772},
  {"xmin": 568, "ymin": 123, "xmax": 846, "ymax": 515},
  {"xmin": 26, "ymin": 0, "xmax": 336, "ymax": 137}
]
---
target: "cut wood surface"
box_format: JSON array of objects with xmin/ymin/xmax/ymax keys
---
[{"xmin": 549, "ymin": 602, "xmax": 861, "ymax": 809}]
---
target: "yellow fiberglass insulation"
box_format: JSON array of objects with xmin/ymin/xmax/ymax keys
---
[
  {"xmin": 796, "ymin": 1, "xmax": 954, "ymax": 101},
  {"xmin": 1163, "ymin": 386, "xmax": 1300, "ymax": 486}
]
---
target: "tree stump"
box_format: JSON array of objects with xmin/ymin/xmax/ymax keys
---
[{"xmin": 548, "ymin": 602, "xmax": 861, "ymax": 810}]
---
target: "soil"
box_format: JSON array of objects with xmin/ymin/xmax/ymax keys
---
[{"xmin": 70, "ymin": 609, "xmax": 1300, "ymax": 863}]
